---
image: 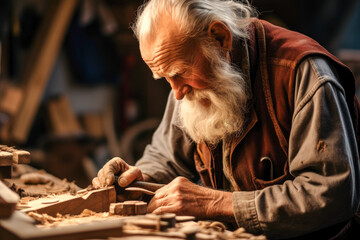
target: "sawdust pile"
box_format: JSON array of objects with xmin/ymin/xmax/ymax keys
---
[
  {"xmin": 6, "ymin": 164, "xmax": 81, "ymax": 198},
  {"xmin": 28, "ymin": 209, "xmax": 120, "ymax": 227}
]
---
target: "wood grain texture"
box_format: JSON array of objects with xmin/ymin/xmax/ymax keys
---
[
  {"xmin": 110, "ymin": 201, "xmax": 147, "ymax": 216},
  {"xmin": 22, "ymin": 187, "xmax": 116, "ymax": 217},
  {"xmin": 0, "ymin": 146, "xmax": 31, "ymax": 165},
  {"xmin": 0, "ymin": 152, "xmax": 12, "ymax": 166}
]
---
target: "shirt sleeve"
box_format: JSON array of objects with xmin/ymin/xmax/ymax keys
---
[
  {"xmin": 135, "ymin": 91, "xmax": 198, "ymax": 184},
  {"xmin": 232, "ymin": 57, "xmax": 360, "ymax": 239}
]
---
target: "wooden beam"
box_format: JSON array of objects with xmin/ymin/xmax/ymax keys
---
[{"xmin": 9, "ymin": 0, "xmax": 78, "ymax": 143}]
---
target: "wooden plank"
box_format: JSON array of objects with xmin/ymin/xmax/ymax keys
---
[
  {"xmin": 0, "ymin": 180, "xmax": 20, "ymax": 218},
  {"xmin": 21, "ymin": 187, "xmax": 116, "ymax": 217},
  {"xmin": 9, "ymin": 0, "xmax": 78, "ymax": 143}
]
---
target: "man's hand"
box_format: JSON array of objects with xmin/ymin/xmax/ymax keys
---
[
  {"xmin": 92, "ymin": 157, "xmax": 143, "ymax": 188},
  {"xmin": 148, "ymin": 177, "xmax": 235, "ymax": 222}
]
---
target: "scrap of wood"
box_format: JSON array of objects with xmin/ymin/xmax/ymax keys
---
[
  {"xmin": 21, "ymin": 186, "xmax": 116, "ymax": 217},
  {"xmin": 0, "ymin": 145, "xmax": 31, "ymax": 164},
  {"xmin": 8, "ymin": 0, "xmax": 78, "ymax": 143},
  {"xmin": 0, "ymin": 180, "xmax": 20, "ymax": 218},
  {"xmin": 0, "ymin": 151, "xmax": 13, "ymax": 166},
  {"xmin": 11, "ymin": 150, "xmax": 31, "ymax": 164},
  {"xmin": 109, "ymin": 201, "xmax": 147, "ymax": 216}
]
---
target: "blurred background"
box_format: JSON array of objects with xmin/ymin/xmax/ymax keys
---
[{"xmin": 0, "ymin": 0, "xmax": 359, "ymax": 188}]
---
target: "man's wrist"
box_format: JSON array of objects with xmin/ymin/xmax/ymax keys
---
[{"xmin": 209, "ymin": 190, "xmax": 236, "ymax": 223}]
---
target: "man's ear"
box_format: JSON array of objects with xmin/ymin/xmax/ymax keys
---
[{"xmin": 208, "ymin": 21, "xmax": 232, "ymax": 51}]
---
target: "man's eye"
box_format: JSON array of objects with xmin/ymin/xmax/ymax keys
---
[{"xmin": 173, "ymin": 72, "xmax": 185, "ymax": 79}]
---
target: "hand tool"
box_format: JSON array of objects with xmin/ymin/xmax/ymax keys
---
[{"xmin": 115, "ymin": 176, "xmax": 165, "ymax": 195}]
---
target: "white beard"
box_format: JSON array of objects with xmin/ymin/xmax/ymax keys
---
[{"xmin": 179, "ymin": 69, "xmax": 249, "ymax": 145}]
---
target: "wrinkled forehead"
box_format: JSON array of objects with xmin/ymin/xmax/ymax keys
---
[
  {"xmin": 139, "ymin": 25, "xmax": 197, "ymax": 78},
  {"xmin": 141, "ymin": 38, "xmax": 192, "ymax": 77}
]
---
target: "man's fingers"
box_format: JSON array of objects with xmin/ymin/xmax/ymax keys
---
[
  {"xmin": 151, "ymin": 206, "xmax": 167, "ymax": 215},
  {"xmin": 101, "ymin": 157, "xmax": 130, "ymax": 186},
  {"xmin": 97, "ymin": 169, "xmax": 107, "ymax": 187},
  {"xmin": 103, "ymin": 157, "xmax": 125, "ymax": 174},
  {"xmin": 117, "ymin": 166, "xmax": 143, "ymax": 187},
  {"xmin": 92, "ymin": 177, "xmax": 101, "ymax": 188},
  {"xmin": 92, "ymin": 157, "xmax": 143, "ymax": 188}
]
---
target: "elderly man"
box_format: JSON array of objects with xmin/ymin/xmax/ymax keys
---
[{"xmin": 93, "ymin": 0, "xmax": 360, "ymax": 239}]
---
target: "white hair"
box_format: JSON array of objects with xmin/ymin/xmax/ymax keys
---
[
  {"xmin": 132, "ymin": 0, "xmax": 254, "ymax": 144},
  {"xmin": 132, "ymin": 0, "xmax": 256, "ymax": 44},
  {"xmin": 179, "ymin": 46, "xmax": 249, "ymax": 145}
]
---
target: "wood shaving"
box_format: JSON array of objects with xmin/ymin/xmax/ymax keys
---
[{"xmin": 27, "ymin": 211, "xmax": 267, "ymax": 239}]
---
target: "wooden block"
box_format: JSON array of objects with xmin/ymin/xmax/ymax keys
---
[
  {"xmin": 0, "ymin": 151, "xmax": 12, "ymax": 166},
  {"xmin": 109, "ymin": 201, "xmax": 147, "ymax": 216},
  {"xmin": 0, "ymin": 180, "xmax": 20, "ymax": 218},
  {"xmin": 0, "ymin": 145, "xmax": 31, "ymax": 164},
  {"xmin": 135, "ymin": 201, "xmax": 147, "ymax": 215},
  {"xmin": 22, "ymin": 186, "xmax": 116, "ymax": 217},
  {"xmin": 9, "ymin": 0, "xmax": 78, "ymax": 143},
  {"xmin": 11, "ymin": 150, "xmax": 31, "ymax": 164},
  {"xmin": 46, "ymin": 95, "xmax": 83, "ymax": 136},
  {"xmin": 123, "ymin": 201, "xmax": 136, "ymax": 215},
  {"xmin": 109, "ymin": 202, "xmax": 125, "ymax": 215}
]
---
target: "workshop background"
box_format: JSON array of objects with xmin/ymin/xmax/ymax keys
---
[{"xmin": 0, "ymin": 0, "xmax": 359, "ymax": 188}]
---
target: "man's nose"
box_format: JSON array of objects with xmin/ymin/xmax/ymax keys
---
[{"xmin": 167, "ymin": 79, "xmax": 191, "ymax": 100}]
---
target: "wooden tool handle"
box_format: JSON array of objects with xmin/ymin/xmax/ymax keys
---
[
  {"xmin": 115, "ymin": 176, "xmax": 165, "ymax": 192},
  {"xmin": 127, "ymin": 181, "xmax": 165, "ymax": 192}
]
